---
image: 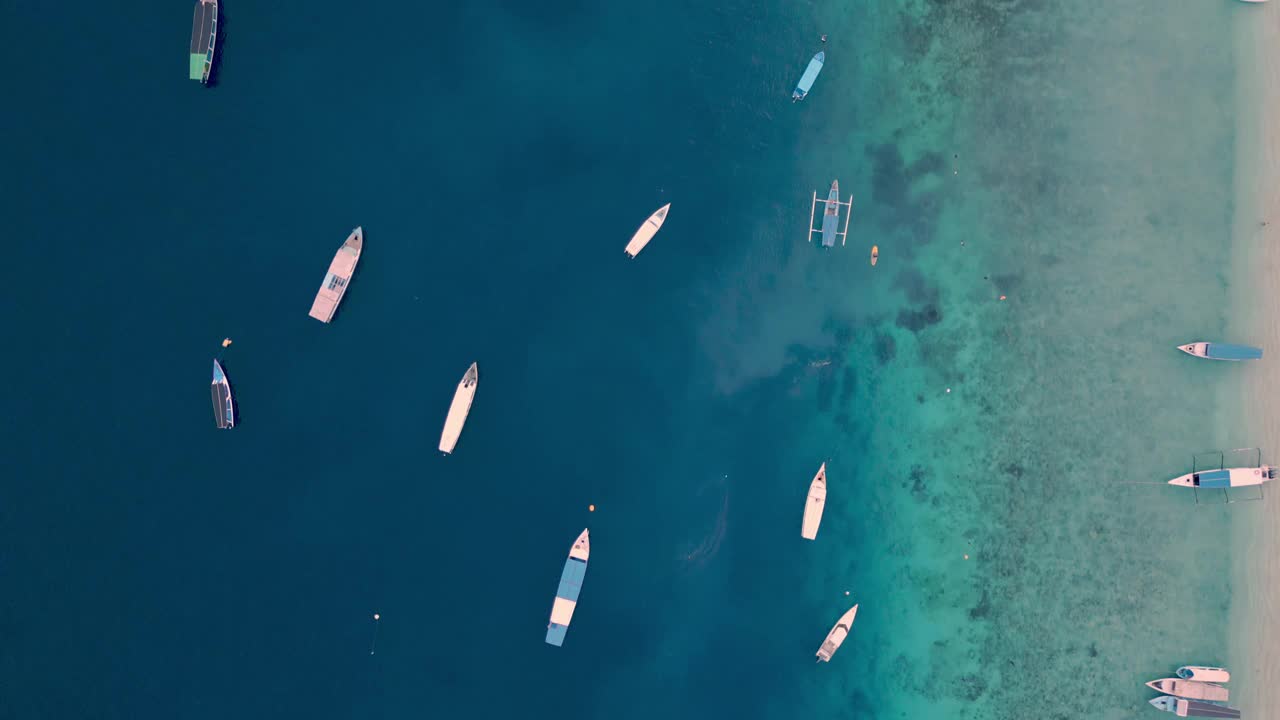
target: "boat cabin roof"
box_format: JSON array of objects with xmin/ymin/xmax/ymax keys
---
[{"xmin": 1193, "ymin": 469, "xmax": 1232, "ymax": 489}]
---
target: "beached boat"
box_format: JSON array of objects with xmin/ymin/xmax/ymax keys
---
[
  {"xmin": 1145, "ymin": 679, "xmax": 1229, "ymax": 703},
  {"xmin": 1168, "ymin": 466, "xmax": 1275, "ymax": 490},
  {"xmin": 792, "ymin": 51, "xmax": 825, "ymax": 101},
  {"xmin": 188, "ymin": 0, "xmax": 218, "ymax": 84},
  {"xmin": 211, "ymin": 359, "xmax": 234, "ymax": 429},
  {"xmin": 801, "ymin": 462, "xmax": 827, "ymax": 540},
  {"xmin": 308, "ymin": 227, "xmax": 363, "ymax": 323},
  {"xmin": 815, "ymin": 604, "xmax": 857, "ymax": 662},
  {"xmin": 1177, "ymin": 342, "xmax": 1262, "ymax": 361},
  {"xmin": 624, "ymin": 204, "xmax": 671, "ymax": 258},
  {"xmin": 1148, "ymin": 696, "xmax": 1240, "ymax": 718},
  {"xmin": 546, "ymin": 528, "xmax": 589, "ymax": 647},
  {"xmin": 1177, "ymin": 667, "xmax": 1231, "ymax": 683},
  {"xmin": 438, "ymin": 363, "xmax": 478, "ymax": 455}
]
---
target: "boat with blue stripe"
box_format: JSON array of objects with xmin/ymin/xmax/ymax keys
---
[
  {"xmin": 1177, "ymin": 342, "xmax": 1263, "ymax": 361},
  {"xmin": 792, "ymin": 51, "xmax": 824, "ymax": 101},
  {"xmin": 546, "ymin": 528, "xmax": 589, "ymax": 647},
  {"xmin": 1168, "ymin": 465, "xmax": 1274, "ymax": 490},
  {"xmin": 1148, "ymin": 695, "xmax": 1240, "ymax": 718},
  {"xmin": 211, "ymin": 359, "xmax": 234, "ymax": 429}
]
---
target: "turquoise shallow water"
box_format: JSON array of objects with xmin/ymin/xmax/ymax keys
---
[{"xmin": 0, "ymin": 0, "xmax": 1251, "ymax": 718}]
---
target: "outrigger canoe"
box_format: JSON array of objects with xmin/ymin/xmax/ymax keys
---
[{"xmin": 1177, "ymin": 342, "xmax": 1262, "ymax": 361}]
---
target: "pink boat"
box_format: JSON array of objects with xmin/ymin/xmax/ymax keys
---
[{"xmin": 308, "ymin": 227, "xmax": 362, "ymax": 323}]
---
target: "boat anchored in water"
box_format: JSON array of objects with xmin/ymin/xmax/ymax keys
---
[
  {"xmin": 211, "ymin": 359, "xmax": 234, "ymax": 429},
  {"xmin": 308, "ymin": 227, "xmax": 363, "ymax": 323},
  {"xmin": 1177, "ymin": 342, "xmax": 1262, "ymax": 361},
  {"xmin": 1145, "ymin": 678, "xmax": 1228, "ymax": 703},
  {"xmin": 808, "ymin": 180, "xmax": 852, "ymax": 247},
  {"xmin": 1148, "ymin": 696, "xmax": 1240, "ymax": 718},
  {"xmin": 1177, "ymin": 667, "xmax": 1231, "ymax": 683},
  {"xmin": 801, "ymin": 462, "xmax": 827, "ymax": 540},
  {"xmin": 546, "ymin": 528, "xmax": 589, "ymax": 647},
  {"xmin": 624, "ymin": 204, "xmax": 671, "ymax": 258},
  {"xmin": 188, "ymin": 0, "xmax": 218, "ymax": 84},
  {"xmin": 438, "ymin": 363, "xmax": 478, "ymax": 455},
  {"xmin": 792, "ymin": 51, "xmax": 825, "ymax": 101},
  {"xmin": 816, "ymin": 604, "xmax": 857, "ymax": 662}
]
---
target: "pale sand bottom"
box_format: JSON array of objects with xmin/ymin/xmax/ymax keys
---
[{"xmin": 1230, "ymin": 4, "xmax": 1280, "ymax": 716}]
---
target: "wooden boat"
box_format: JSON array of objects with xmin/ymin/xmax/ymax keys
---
[
  {"xmin": 438, "ymin": 363, "xmax": 478, "ymax": 454},
  {"xmin": 800, "ymin": 462, "xmax": 827, "ymax": 540},
  {"xmin": 1177, "ymin": 666, "xmax": 1231, "ymax": 683},
  {"xmin": 815, "ymin": 604, "xmax": 857, "ymax": 662},
  {"xmin": 870, "ymin": 245, "xmax": 878, "ymax": 266},
  {"xmin": 308, "ymin": 227, "xmax": 363, "ymax": 323},
  {"xmin": 1177, "ymin": 342, "xmax": 1262, "ymax": 361},
  {"xmin": 546, "ymin": 528, "xmax": 590, "ymax": 647},
  {"xmin": 624, "ymin": 204, "xmax": 671, "ymax": 258},
  {"xmin": 1145, "ymin": 678, "xmax": 1228, "ymax": 702},
  {"xmin": 1149, "ymin": 696, "xmax": 1239, "ymax": 718},
  {"xmin": 210, "ymin": 359, "xmax": 234, "ymax": 429}
]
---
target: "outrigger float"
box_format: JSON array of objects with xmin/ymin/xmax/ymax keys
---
[
  {"xmin": 808, "ymin": 180, "xmax": 852, "ymax": 248},
  {"xmin": 1167, "ymin": 449, "xmax": 1274, "ymax": 504}
]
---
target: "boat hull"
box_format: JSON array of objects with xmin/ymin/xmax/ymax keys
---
[
  {"xmin": 308, "ymin": 228, "xmax": 363, "ymax": 323},
  {"xmin": 1146, "ymin": 679, "xmax": 1228, "ymax": 702},
  {"xmin": 820, "ymin": 182, "xmax": 840, "ymax": 248},
  {"xmin": 1177, "ymin": 666, "xmax": 1231, "ymax": 683},
  {"xmin": 1177, "ymin": 342, "xmax": 1262, "ymax": 360},
  {"xmin": 816, "ymin": 604, "xmax": 857, "ymax": 662},
  {"xmin": 439, "ymin": 363, "xmax": 478, "ymax": 454},
  {"xmin": 792, "ymin": 51, "xmax": 825, "ymax": 101},
  {"xmin": 546, "ymin": 529, "xmax": 590, "ymax": 646},
  {"xmin": 211, "ymin": 359, "xmax": 234, "ymax": 429},
  {"xmin": 624, "ymin": 203, "xmax": 670, "ymax": 258},
  {"xmin": 1168, "ymin": 467, "xmax": 1273, "ymax": 489},
  {"xmin": 189, "ymin": 0, "xmax": 218, "ymax": 83},
  {"xmin": 1149, "ymin": 696, "xmax": 1240, "ymax": 718},
  {"xmin": 801, "ymin": 463, "xmax": 827, "ymax": 540}
]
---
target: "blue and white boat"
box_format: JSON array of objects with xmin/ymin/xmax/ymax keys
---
[
  {"xmin": 1177, "ymin": 342, "xmax": 1262, "ymax": 361},
  {"xmin": 211, "ymin": 359, "xmax": 235, "ymax": 429},
  {"xmin": 546, "ymin": 528, "xmax": 589, "ymax": 647},
  {"xmin": 792, "ymin": 51, "xmax": 825, "ymax": 101},
  {"xmin": 1148, "ymin": 696, "xmax": 1240, "ymax": 718},
  {"xmin": 1168, "ymin": 466, "xmax": 1274, "ymax": 490}
]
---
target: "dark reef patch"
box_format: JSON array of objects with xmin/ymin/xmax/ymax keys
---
[
  {"xmin": 896, "ymin": 304, "xmax": 942, "ymax": 332},
  {"xmin": 874, "ymin": 333, "xmax": 897, "ymax": 365}
]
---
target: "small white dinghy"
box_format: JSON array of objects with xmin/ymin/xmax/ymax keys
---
[
  {"xmin": 438, "ymin": 363, "xmax": 478, "ymax": 454},
  {"xmin": 624, "ymin": 204, "xmax": 671, "ymax": 258},
  {"xmin": 1177, "ymin": 666, "xmax": 1231, "ymax": 683},
  {"xmin": 815, "ymin": 604, "xmax": 857, "ymax": 662},
  {"xmin": 1146, "ymin": 678, "xmax": 1229, "ymax": 702},
  {"xmin": 800, "ymin": 462, "xmax": 827, "ymax": 540}
]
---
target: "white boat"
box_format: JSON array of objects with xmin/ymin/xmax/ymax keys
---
[
  {"xmin": 1145, "ymin": 678, "xmax": 1228, "ymax": 703},
  {"xmin": 815, "ymin": 604, "xmax": 857, "ymax": 662},
  {"xmin": 438, "ymin": 362, "xmax": 478, "ymax": 454},
  {"xmin": 308, "ymin": 227, "xmax": 363, "ymax": 323},
  {"xmin": 1168, "ymin": 467, "xmax": 1274, "ymax": 490},
  {"xmin": 1149, "ymin": 696, "xmax": 1240, "ymax": 718},
  {"xmin": 1176, "ymin": 342, "xmax": 1262, "ymax": 361},
  {"xmin": 800, "ymin": 462, "xmax": 827, "ymax": 540},
  {"xmin": 1177, "ymin": 666, "xmax": 1231, "ymax": 683},
  {"xmin": 624, "ymin": 203, "xmax": 671, "ymax": 258}
]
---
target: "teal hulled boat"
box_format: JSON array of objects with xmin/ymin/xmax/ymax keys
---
[{"xmin": 792, "ymin": 51, "xmax": 824, "ymax": 101}]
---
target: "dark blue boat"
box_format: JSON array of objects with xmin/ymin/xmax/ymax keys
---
[{"xmin": 211, "ymin": 359, "xmax": 235, "ymax": 429}]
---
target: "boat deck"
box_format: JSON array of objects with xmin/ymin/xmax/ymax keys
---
[{"xmin": 189, "ymin": 0, "xmax": 217, "ymax": 81}]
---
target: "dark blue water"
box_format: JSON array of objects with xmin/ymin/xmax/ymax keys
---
[{"xmin": 1, "ymin": 1, "xmax": 909, "ymax": 717}]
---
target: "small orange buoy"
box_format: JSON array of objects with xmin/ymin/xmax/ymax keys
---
[
  {"xmin": 870, "ymin": 245, "xmax": 878, "ymax": 266},
  {"xmin": 999, "ymin": 295, "xmax": 1006, "ymax": 301},
  {"xmin": 221, "ymin": 338, "xmax": 233, "ymax": 347},
  {"xmin": 588, "ymin": 504, "xmax": 596, "ymax": 512}
]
